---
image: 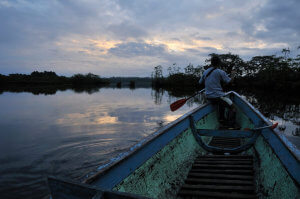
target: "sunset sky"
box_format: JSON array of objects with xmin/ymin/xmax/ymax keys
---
[{"xmin": 0, "ymin": 0, "xmax": 299, "ymax": 76}]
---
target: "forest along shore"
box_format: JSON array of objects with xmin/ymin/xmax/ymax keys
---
[
  {"xmin": 1, "ymin": 50, "xmax": 300, "ymax": 96},
  {"xmin": 151, "ymin": 52, "xmax": 300, "ymax": 95},
  {"xmin": 0, "ymin": 72, "xmax": 153, "ymax": 95}
]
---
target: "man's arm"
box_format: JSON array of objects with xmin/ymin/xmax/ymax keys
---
[
  {"xmin": 229, "ymin": 69, "xmax": 237, "ymax": 83},
  {"xmin": 220, "ymin": 70, "xmax": 231, "ymax": 84},
  {"xmin": 199, "ymin": 75, "xmax": 204, "ymax": 85},
  {"xmin": 220, "ymin": 69, "xmax": 236, "ymax": 84}
]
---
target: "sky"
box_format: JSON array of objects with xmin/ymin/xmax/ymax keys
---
[{"xmin": 0, "ymin": 0, "xmax": 300, "ymax": 77}]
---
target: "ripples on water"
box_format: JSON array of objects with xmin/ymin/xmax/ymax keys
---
[{"xmin": 0, "ymin": 88, "xmax": 299, "ymax": 199}]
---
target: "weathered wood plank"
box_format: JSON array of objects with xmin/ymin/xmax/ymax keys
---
[
  {"xmin": 189, "ymin": 169, "xmax": 254, "ymax": 175},
  {"xmin": 181, "ymin": 184, "xmax": 255, "ymax": 192},
  {"xmin": 188, "ymin": 172, "xmax": 254, "ymax": 180},
  {"xmin": 194, "ymin": 160, "xmax": 253, "ymax": 165},
  {"xmin": 185, "ymin": 178, "xmax": 253, "ymax": 185},
  {"xmin": 192, "ymin": 164, "xmax": 253, "ymax": 169},
  {"xmin": 196, "ymin": 155, "xmax": 253, "ymax": 158},
  {"xmin": 195, "ymin": 158, "xmax": 253, "ymax": 161},
  {"xmin": 197, "ymin": 129, "xmax": 253, "ymax": 138},
  {"xmin": 178, "ymin": 190, "xmax": 257, "ymax": 199}
]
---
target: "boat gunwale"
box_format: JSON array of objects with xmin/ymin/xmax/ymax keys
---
[
  {"xmin": 83, "ymin": 102, "xmax": 211, "ymax": 184},
  {"xmin": 228, "ymin": 91, "xmax": 300, "ymax": 162}
]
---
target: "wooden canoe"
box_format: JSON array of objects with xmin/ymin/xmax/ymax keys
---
[{"xmin": 47, "ymin": 91, "xmax": 300, "ymax": 199}]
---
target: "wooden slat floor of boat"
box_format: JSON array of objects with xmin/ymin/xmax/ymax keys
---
[
  {"xmin": 208, "ymin": 136, "xmax": 242, "ymax": 149},
  {"xmin": 178, "ymin": 155, "xmax": 256, "ymax": 199}
]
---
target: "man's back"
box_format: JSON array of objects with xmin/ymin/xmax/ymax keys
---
[{"xmin": 199, "ymin": 67, "xmax": 231, "ymax": 98}]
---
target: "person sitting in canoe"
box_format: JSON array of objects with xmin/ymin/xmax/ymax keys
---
[{"xmin": 199, "ymin": 55, "xmax": 236, "ymax": 126}]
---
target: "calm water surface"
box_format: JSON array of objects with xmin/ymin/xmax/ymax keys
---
[
  {"xmin": 0, "ymin": 88, "xmax": 199, "ymax": 199},
  {"xmin": 0, "ymin": 88, "xmax": 299, "ymax": 199}
]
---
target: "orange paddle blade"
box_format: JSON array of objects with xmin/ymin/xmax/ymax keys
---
[
  {"xmin": 170, "ymin": 98, "xmax": 187, "ymax": 112},
  {"xmin": 271, "ymin": 122, "xmax": 278, "ymax": 129}
]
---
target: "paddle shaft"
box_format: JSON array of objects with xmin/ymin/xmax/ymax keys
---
[
  {"xmin": 253, "ymin": 123, "xmax": 278, "ymax": 130},
  {"xmin": 186, "ymin": 89, "xmax": 205, "ymax": 100},
  {"xmin": 244, "ymin": 123, "xmax": 278, "ymax": 131},
  {"xmin": 170, "ymin": 89, "xmax": 205, "ymax": 112}
]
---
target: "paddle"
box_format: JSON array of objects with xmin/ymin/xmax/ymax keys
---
[
  {"xmin": 244, "ymin": 122, "xmax": 278, "ymax": 131},
  {"xmin": 170, "ymin": 89, "xmax": 205, "ymax": 112}
]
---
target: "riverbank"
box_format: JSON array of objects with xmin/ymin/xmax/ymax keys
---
[{"xmin": 0, "ymin": 71, "xmax": 109, "ymax": 87}]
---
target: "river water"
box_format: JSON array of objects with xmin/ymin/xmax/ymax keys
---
[{"xmin": 0, "ymin": 88, "xmax": 299, "ymax": 199}]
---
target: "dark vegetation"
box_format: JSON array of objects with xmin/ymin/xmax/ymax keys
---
[
  {"xmin": 151, "ymin": 64, "xmax": 203, "ymax": 92},
  {"xmin": 0, "ymin": 72, "xmax": 153, "ymax": 94},
  {"xmin": 0, "ymin": 71, "xmax": 109, "ymax": 95},
  {"xmin": 129, "ymin": 80, "xmax": 135, "ymax": 89},
  {"xmin": 116, "ymin": 82, "xmax": 122, "ymax": 88},
  {"xmin": 152, "ymin": 48, "xmax": 300, "ymax": 95},
  {"xmin": 106, "ymin": 77, "xmax": 152, "ymax": 88},
  {"xmin": 0, "ymin": 71, "xmax": 108, "ymax": 85}
]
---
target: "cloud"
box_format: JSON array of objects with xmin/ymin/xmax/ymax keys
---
[
  {"xmin": 107, "ymin": 22, "xmax": 148, "ymax": 40},
  {"xmin": 0, "ymin": 0, "xmax": 299, "ymax": 76},
  {"xmin": 108, "ymin": 42, "xmax": 168, "ymax": 57},
  {"xmin": 240, "ymin": 0, "xmax": 300, "ymax": 46}
]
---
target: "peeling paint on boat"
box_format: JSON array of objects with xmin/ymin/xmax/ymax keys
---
[{"xmin": 248, "ymin": 136, "xmax": 300, "ymax": 198}]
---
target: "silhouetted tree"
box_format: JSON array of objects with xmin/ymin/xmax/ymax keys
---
[
  {"xmin": 184, "ymin": 63, "xmax": 195, "ymax": 75},
  {"xmin": 116, "ymin": 82, "xmax": 122, "ymax": 88},
  {"xmin": 282, "ymin": 48, "xmax": 290, "ymax": 59},
  {"xmin": 152, "ymin": 65, "xmax": 164, "ymax": 88},
  {"xmin": 129, "ymin": 80, "xmax": 135, "ymax": 89}
]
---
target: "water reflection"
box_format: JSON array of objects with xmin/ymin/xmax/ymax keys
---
[
  {"xmin": 151, "ymin": 88, "xmax": 164, "ymax": 105},
  {"xmin": 56, "ymin": 112, "xmax": 118, "ymax": 126},
  {"xmin": 0, "ymin": 85, "xmax": 105, "ymax": 95}
]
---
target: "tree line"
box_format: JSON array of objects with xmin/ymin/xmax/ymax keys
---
[
  {"xmin": 151, "ymin": 48, "xmax": 300, "ymax": 93},
  {"xmin": 0, "ymin": 71, "xmax": 109, "ymax": 86}
]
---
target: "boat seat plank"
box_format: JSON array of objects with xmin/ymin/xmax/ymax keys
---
[
  {"xmin": 197, "ymin": 129, "xmax": 253, "ymax": 138},
  {"xmin": 196, "ymin": 155, "xmax": 252, "ymax": 158},
  {"xmin": 188, "ymin": 172, "xmax": 254, "ymax": 180},
  {"xmin": 194, "ymin": 159, "xmax": 253, "ymax": 162},
  {"xmin": 178, "ymin": 190, "xmax": 256, "ymax": 199},
  {"xmin": 181, "ymin": 184, "xmax": 254, "ymax": 192},
  {"xmin": 192, "ymin": 164, "xmax": 253, "ymax": 169},
  {"xmin": 184, "ymin": 178, "xmax": 253, "ymax": 185},
  {"xmin": 189, "ymin": 169, "xmax": 254, "ymax": 175},
  {"xmin": 194, "ymin": 160, "xmax": 253, "ymax": 164}
]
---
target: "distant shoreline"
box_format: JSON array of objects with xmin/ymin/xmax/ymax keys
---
[{"xmin": 0, "ymin": 72, "xmax": 154, "ymax": 95}]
